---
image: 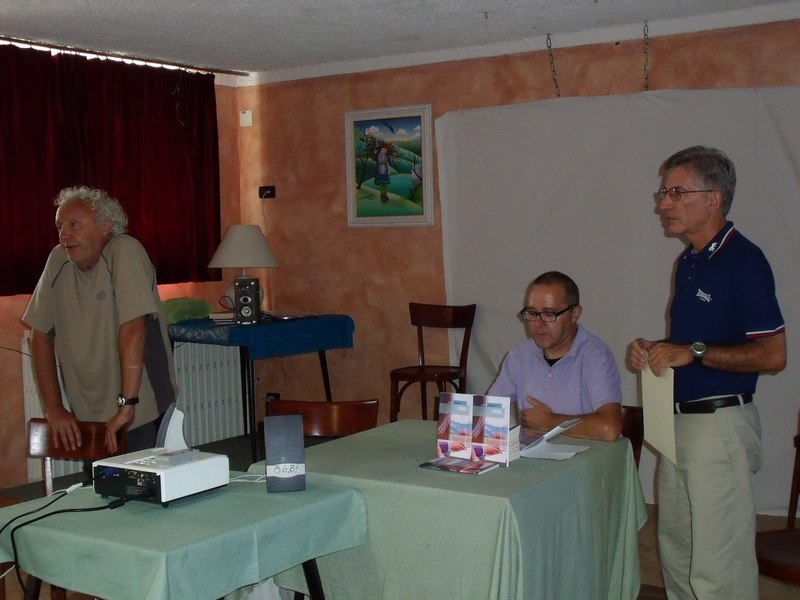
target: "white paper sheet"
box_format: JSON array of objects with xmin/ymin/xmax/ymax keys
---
[
  {"xmin": 520, "ymin": 440, "xmax": 589, "ymax": 461},
  {"xmin": 641, "ymin": 366, "xmax": 677, "ymax": 465}
]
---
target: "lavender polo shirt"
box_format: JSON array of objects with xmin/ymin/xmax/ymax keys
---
[{"xmin": 488, "ymin": 325, "xmax": 622, "ymax": 415}]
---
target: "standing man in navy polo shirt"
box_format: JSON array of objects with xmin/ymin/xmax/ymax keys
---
[{"xmin": 629, "ymin": 146, "xmax": 786, "ymax": 600}]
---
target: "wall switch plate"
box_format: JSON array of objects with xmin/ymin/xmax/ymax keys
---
[{"xmin": 259, "ymin": 185, "xmax": 276, "ymax": 199}]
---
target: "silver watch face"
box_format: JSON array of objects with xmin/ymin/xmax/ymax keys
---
[{"xmin": 691, "ymin": 342, "xmax": 706, "ymax": 358}]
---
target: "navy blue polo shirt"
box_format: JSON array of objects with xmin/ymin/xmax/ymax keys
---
[{"xmin": 669, "ymin": 221, "xmax": 784, "ymax": 403}]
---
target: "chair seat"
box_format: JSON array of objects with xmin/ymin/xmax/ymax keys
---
[
  {"xmin": 756, "ymin": 528, "xmax": 800, "ymax": 584},
  {"xmin": 390, "ymin": 365, "xmax": 465, "ymax": 382}
]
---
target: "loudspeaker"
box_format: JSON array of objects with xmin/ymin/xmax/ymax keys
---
[
  {"xmin": 234, "ymin": 277, "xmax": 260, "ymax": 325},
  {"xmin": 264, "ymin": 415, "xmax": 305, "ymax": 493}
]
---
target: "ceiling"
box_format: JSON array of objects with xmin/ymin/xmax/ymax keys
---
[{"xmin": 2, "ymin": 1, "xmax": 800, "ymax": 83}]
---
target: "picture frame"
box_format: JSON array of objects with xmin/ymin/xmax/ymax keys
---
[{"xmin": 345, "ymin": 104, "xmax": 433, "ymax": 227}]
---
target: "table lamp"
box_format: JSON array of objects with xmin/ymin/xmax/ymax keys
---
[{"xmin": 208, "ymin": 224, "xmax": 278, "ymax": 323}]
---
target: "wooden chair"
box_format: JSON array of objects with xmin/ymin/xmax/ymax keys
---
[
  {"xmin": 619, "ymin": 405, "xmax": 644, "ymax": 468},
  {"xmin": 25, "ymin": 418, "xmax": 127, "ymax": 600},
  {"xmin": 389, "ymin": 303, "xmax": 476, "ymax": 422},
  {"xmin": 755, "ymin": 431, "xmax": 800, "ymax": 585},
  {"xmin": 266, "ymin": 399, "xmax": 379, "ymax": 438}
]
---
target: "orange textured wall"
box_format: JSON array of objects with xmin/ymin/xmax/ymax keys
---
[
  {"xmin": 235, "ymin": 20, "xmax": 800, "ymax": 426},
  {"xmin": 2, "ymin": 20, "xmax": 799, "ymax": 488}
]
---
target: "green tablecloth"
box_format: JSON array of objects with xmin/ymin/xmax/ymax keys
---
[
  {"xmin": 250, "ymin": 420, "xmax": 647, "ymax": 600},
  {"xmin": 0, "ymin": 475, "xmax": 366, "ymax": 600}
]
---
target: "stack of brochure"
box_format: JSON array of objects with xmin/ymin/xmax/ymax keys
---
[
  {"xmin": 419, "ymin": 392, "xmax": 512, "ymax": 474},
  {"xmin": 419, "ymin": 393, "xmax": 590, "ymax": 475}
]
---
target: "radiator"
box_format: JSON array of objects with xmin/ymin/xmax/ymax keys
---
[
  {"xmin": 22, "ymin": 333, "xmax": 243, "ymax": 482},
  {"xmin": 172, "ymin": 342, "xmax": 244, "ymax": 446},
  {"xmin": 22, "ymin": 331, "xmax": 82, "ymax": 481}
]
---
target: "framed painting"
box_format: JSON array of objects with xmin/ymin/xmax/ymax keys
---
[{"xmin": 345, "ymin": 104, "xmax": 433, "ymax": 227}]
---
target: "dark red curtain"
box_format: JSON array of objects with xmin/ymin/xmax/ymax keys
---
[{"xmin": 0, "ymin": 45, "xmax": 220, "ymax": 295}]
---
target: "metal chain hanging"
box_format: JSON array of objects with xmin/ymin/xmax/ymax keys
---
[
  {"xmin": 546, "ymin": 33, "xmax": 561, "ymax": 98},
  {"xmin": 643, "ymin": 21, "xmax": 650, "ymax": 91}
]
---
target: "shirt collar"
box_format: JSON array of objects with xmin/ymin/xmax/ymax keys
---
[
  {"xmin": 529, "ymin": 324, "xmax": 587, "ymax": 362},
  {"xmin": 682, "ymin": 221, "xmax": 735, "ymax": 262}
]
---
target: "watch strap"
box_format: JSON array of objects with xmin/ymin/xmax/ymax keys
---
[{"xmin": 117, "ymin": 395, "xmax": 140, "ymax": 406}]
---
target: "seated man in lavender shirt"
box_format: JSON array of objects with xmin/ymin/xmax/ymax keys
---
[{"xmin": 488, "ymin": 271, "xmax": 622, "ymax": 442}]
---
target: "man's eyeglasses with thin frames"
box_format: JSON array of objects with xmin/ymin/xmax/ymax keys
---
[
  {"xmin": 518, "ymin": 305, "xmax": 576, "ymax": 323},
  {"xmin": 656, "ymin": 187, "xmax": 716, "ymax": 202}
]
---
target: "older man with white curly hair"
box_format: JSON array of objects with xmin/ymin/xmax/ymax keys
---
[{"xmin": 24, "ymin": 186, "xmax": 177, "ymax": 455}]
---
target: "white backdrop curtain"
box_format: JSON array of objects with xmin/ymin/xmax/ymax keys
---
[{"xmin": 436, "ymin": 87, "xmax": 800, "ymax": 510}]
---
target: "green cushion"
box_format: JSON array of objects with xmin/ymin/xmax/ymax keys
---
[{"xmin": 162, "ymin": 297, "xmax": 212, "ymax": 324}]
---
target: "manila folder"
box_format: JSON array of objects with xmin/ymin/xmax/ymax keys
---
[{"xmin": 641, "ymin": 366, "xmax": 677, "ymax": 465}]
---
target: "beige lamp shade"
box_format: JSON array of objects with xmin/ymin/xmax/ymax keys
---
[{"xmin": 208, "ymin": 224, "xmax": 278, "ymax": 275}]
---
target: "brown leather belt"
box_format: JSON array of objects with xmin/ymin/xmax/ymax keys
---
[{"xmin": 674, "ymin": 394, "xmax": 753, "ymax": 414}]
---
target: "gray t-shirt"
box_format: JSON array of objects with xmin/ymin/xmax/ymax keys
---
[{"xmin": 23, "ymin": 234, "xmax": 177, "ymax": 428}]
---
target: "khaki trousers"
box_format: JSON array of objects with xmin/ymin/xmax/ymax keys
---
[{"xmin": 657, "ymin": 403, "xmax": 762, "ymax": 600}]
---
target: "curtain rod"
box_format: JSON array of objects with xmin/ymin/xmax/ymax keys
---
[{"xmin": 0, "ymin": 35, "xmax": 249, "ymax": 77}]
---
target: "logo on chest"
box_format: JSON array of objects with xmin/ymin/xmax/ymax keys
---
[{"xmin": 695, "ymin": 288, "xmax": 712, "ymax": 303}]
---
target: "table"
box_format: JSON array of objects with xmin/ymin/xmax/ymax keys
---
[
  {"xmin": 0, "ymin": 475, "xmax": 366, "ymax": 600},
  {"xmin": 249, "ymin": 420, "xmax": 647, "ymax": 600},
  {"xmin": 169, "ymin": 315, "xmax": 355, "ymax": 461}
]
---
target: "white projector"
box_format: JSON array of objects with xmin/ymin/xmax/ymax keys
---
[{"xmin": 93, "ymin": 448, "xmax": 229, "ymax": 507}]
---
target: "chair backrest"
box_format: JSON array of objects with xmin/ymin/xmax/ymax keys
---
[
  {"xmin": 266, "ymin": 399, "xmax": 379, "ymax": 438},
  {"xmin": 788, "ymin": 432, "xmax": 800, "ymax": 528},
  {"xmin": 27, "ymin": 418, "xmax": 127, "ymax": 495},
  {"xmin": 408, "ymin": 303, "xmax": 476, "ymax": 370},
  {"xmin": 619, "ymin": 405, "xmax": 644, "ymax": 468}
]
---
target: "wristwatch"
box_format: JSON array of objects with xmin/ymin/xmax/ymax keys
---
[
  {"xmin": 116, "ymin": 394, "xmax": 140, "ymax": 407},
  {"xmin": 690, "ymin": 341, "xmax": 707, "ymax": 365}
]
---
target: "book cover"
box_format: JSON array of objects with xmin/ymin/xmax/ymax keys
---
[
  {"xmin": 470, "ymin": 394, "xmax": 488, "ymax": 461},
  {"xmin": 481, "ymin": 395, "xmax": 512, "ymax": 466},
  {"xmin": 436, "ymin": 393, "xmax": 453, "ymax": 457},
  {"xmin": 419, "ymin": 456, "xmax": 500, "ymax": 475},
  {"xmin": 447, "ymin": 393, "xmax": 473, "ymax": 459}
]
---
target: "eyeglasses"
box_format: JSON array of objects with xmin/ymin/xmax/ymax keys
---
[
  {"xmin": 518, "ymin": 305, "xmax": 576, "ymax": 322},
  {"xmin": 657, "ymin": 187, "xmax": 715, "ymax": 202}
]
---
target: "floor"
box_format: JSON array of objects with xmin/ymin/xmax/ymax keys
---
[{"xmin": 2, "ymin": 435, "xmax": 798, "ymax": 600}]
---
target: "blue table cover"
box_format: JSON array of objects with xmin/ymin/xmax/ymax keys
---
[{"xmin": 167, "ymin": 314, "xmax": 355, "ymax": 359}]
